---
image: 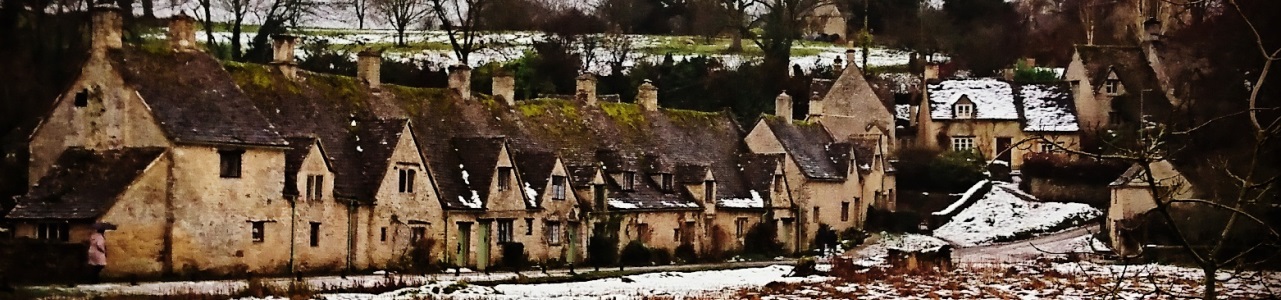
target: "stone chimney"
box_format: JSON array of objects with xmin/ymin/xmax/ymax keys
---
[
  {"xmin": 924, "ymin": 63, "xmax": 940, "ymax": 81},
  {"xmin": 90, "ymin": 3, "xmax": 123, "ymax": 53},
  {"xmin": 844, "ymin": 49, "xmax": 858, "ymax": 73},
  {"xmin": 167, "ymin": 13, "xmax": 197, "ymax": 52},
  {"xmin": 448, "ymin": 65, "xmax": 473, "ymax": 101},
  {"xmin": 775, "ymin": 91, "xmax": 792, "ymax": 123},
  {"xmin": 271, "ymin": 35, "xmax": 298, "ymax": 80},
  {"xmin": 357, "ymin": 48, "xmax": 382, "ymax": 88},
  {"xmin": 576, "ymin": 73, "xmax": 598, "ymax": 106},
  {"xmin": 637, "ymin": 80, "xmax": 659, "ymax": 111},
  {"xmin": 807, "ymin": 92, "xmax": 823, "ymax": 118},
  {"xmin": 492, "ymin": 71, "xmax": 516, "ymax": 106}
]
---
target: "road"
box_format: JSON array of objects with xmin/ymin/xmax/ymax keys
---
[{"xmin": 952, "ymin": 224, "xmax": 1102, "ymax": 263}]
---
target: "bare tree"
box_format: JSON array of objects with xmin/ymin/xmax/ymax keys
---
[
  {"xmin": 221, "ymin": 0, "xmax": 254, "ymax": 59},
  {"xmin": 427, "ymin": 0, "xmax": 489, "ymax": 65},
  {"xmin": 750, "ymin": 0, "xmax": 823, "ymax": 95},
  {"xmin": 352, "ymin": 0, "xmax": 371, "ymax": 29},
  {"xmin": 1020, "ymin": 2, "xmax": 1281, "ymax": 297},
  {"xmin": 375, "ymin": 0, "xmax": 428, "ymax": 46},
  {"xmin": 602, "ymin": 32, "xmax": 636, "ymax": 75},
  {"xmin": 719, "ymin": 0, "xmax": 753, "ymax": 52}
]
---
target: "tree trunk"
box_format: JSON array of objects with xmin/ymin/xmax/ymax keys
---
[
  {"xmin": 202, "ymin": 3, "xmax": 215, "ymax": 47},
  {"xmin": 141, "ymin": 0, "xmax": 154, "ymax": 18},
  {"xmin": 1202, "ymin": 266, "xmax": 1217, "ymax": 300},
  {"xmin": 232, "ymin": 20, "xmax": 243, "ymax": 60},
  {"xmin": 729, "ymin": 29, "xmax": 743, "ymax": 52}
]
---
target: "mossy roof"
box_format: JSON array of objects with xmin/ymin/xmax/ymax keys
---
[{"xmin": 110, "ymin": 48, "xmax": 286, "ymax": 147}]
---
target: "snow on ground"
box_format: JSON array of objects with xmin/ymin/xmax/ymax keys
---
[
  {"xmin": 933, "ymin": 182, "xmax": 1102, "ymax": 247},
  {"xmin": 754, "ymin": 260, "xmax": 1281, "ymax": 299},
  {"xmin": 322, "ymin": 265, "xmax": 826, "ymax": 300}
]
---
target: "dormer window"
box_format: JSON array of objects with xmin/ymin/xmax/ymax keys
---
[
  {"xmin": 774, "ymin": 175, "xmax": 784, "ymax": 192},
  {"xmin": 954, "ymin": 103, "xmax": 974, "ymax": 118},
  {"xmin": 622, "ymin": 172, "xmax": 636, "ymax": 191},
  {"xmin": 660, "ymin": 173, "xmax": 673, "ymax": 192},
  {"xmin": 1105, "ymin": 80, "xmax": 1120, "ymax": 95},
  {"xmin": 551, "ymin": 176, "xmax": 566, "ymax": 200}
]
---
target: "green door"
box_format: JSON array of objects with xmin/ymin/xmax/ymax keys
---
[
  {"xmin": 456, "ymin": 222, "xmax": 472, "ymax": 267},
  {"xmin": 567, "ymin": 223, "xmax": 579, "ymax": 265},
  {"xmin": 477, "ymin": 222, "xmax": 491, "ymax": 271}
]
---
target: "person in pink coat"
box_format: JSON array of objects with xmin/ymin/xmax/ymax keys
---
[{"xmin": 87, "ymin": 228, "xmax": 107, "ymax": 283}]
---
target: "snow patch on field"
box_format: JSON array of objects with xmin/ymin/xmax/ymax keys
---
[
  {"xmin": 933, "ymin": 183, "xmax": 1101, "ymax": 247},
  {"xmin": 326, "ymin": 265, "xmax": 821, "ymax": 299}
]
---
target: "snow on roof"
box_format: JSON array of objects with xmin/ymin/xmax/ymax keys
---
[
  {"xmin": 718, "ymin": 190, "xmax": 766, "ymax": 209},
  {"xmin": 1020, "ymin": 84, "xmax": 1079, "ymax": 132},
  {"xmin": 523, "ymin": 182, "xmax": 539, "ymax": 208},
  {"xmin": 458, "ymin": 190, "xmax": 483, "ymax": 209},
  {"xmin": 933, "ymin": 183, "xmax": 1101, "ymax": 247},
  {"xmin": 928, "ymin": 79, "xmax": 1019, "ymax": 120}
]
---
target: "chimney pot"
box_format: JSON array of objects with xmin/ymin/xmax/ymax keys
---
[
  {"xmin": 833, "ymin": 56, "xmax": 845, "ymax": 76},
  {"xmin": 775, "ymin": 91, "xmax": 793, "ymax": 123},
  {"xmin": 808, "ymin": 92, "xmax": 823, "ymax": 118},
  {"xmin": 271, "ymin": 35, "xmax": 299, "ymax": 80},
  {"xmin": 638, "ymin": 80, "xmax": 659, "ymax": 111},
  {"xmin": 448, "ymin": 65, "xmax": 473, "ymax": 101},
  {"xmin": 576, "ymin": 73, "xmax": 598, "ymax": 106},
  {"xmin": 357, "ymin": 48, "xmax": 382, "ymax": 88},
  {"xmin": 924, "ymin": 63, "xmax": 940, "ymax": 81},
  {"xmin": 844, "ymin": 49, "xmax": 857, "ymax": 71},
  {"xmin": 492, "ymin": 71, "xmax": 516, "ymax": 106},
  {"xmin": 168, "ymin": 13, "xmax": 197, "ymax": 52},
  {"xmin": 91, "ymin": 3, "xmax": 124, "ymax": 53}
]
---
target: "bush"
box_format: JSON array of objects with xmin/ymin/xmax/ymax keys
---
[
  {"xmin": 674, "ymin": 243, "xmax": 698, "ymax": 263},
  {"xmin": 652, "ymin": 248, "xmax": 673, "ymax": 265},
  {"xmin": 743, "ymin": 220, "xmax": 786, "ymax": 256},
  {"xmin": 895, "ymin": 147, "xmax": 986, "ymax": 192},
  {"xmin": 619, "ymin": 241, "xmax": 652, "ymax": 267},
  {"xmin": 791, "ymin": 256, "xmax": 819, "ymax": 277},
  {"xmin": 587, "ymin": 234, "xmax": 618, "ymax": 269},
  {"xmin": 839, "ymin": 228, "xmax": 868, "ymax": 244},
  {"xmin": 1021, "ymin": 153, "xmax": 1130, "ymax": 185},
  {"xmin": 812, "ymin": 224, "xmax": 839, "ymax": 252},
  {"xmin": 500, "ymin": 242, "xmax": 528, "ymax": 271}
]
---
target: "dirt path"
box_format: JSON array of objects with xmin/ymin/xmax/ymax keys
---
[{"xmin": 953, "ymin": 224, "xmax": 1101, "ymax": 263}]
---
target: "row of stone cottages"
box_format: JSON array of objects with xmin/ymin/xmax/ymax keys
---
[{"xmin": 0, "ymin": 7, "xmax": 896, "ymax": 280}]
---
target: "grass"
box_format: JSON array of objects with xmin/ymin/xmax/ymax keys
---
[{"xmin": 639, "ymin": 35, "xmax": 837, "ymax": 57}]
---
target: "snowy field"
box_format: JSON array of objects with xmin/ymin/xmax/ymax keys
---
[
  {"xmin": 304, "ymin": 266, "xmax": 826, "ymax": 300},
  {"xmin": 933, "ymin": 182, "xmax": 1102, "ymax": 247},
  {"xmin": 133, "ymin": 2, "xmax": 935, "ymax": 74}
]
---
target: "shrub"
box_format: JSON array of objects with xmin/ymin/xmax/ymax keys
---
[
  {"xmin": 619, "ymin": 241, "xmax": 652, "ymax": 266},
  {"xmin": 895, "ymin": 147, "xmax": 985, "ymax": 192},
  {"xmin": 587, "ymin": 234, "xmax": 618, "ymax": 269},
  {"xmin": 1021, "ymin": 153, "xmax": 1130, "ymax": 185},
  {"xmin": 500, "ymin": 242, "xmax": 528, "ymax": 271},
  {"xmin": 674, "ymin": 243, "xmax": 698, "ymax": 263},
  {"xmin": 839, "ymin": 228, "xmax": 867, "ymax": 244},
  {"xmin": 811, "ymin": 224, "xmax": 839, "ymax": 252},
  {"xmin": 652, "ymin": 248, "xmax": 673, "ymax": 265},
  {"xmin": 743, "ymin": 220, "xmax": 785, "ymax": 256},
  {"xmin": 791, "ymin": 256, "xmax": 819, "ymax": 277}
]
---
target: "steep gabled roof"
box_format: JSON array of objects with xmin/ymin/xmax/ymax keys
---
[
  {"xmin": 449, "ymin": 137, "xmax": 507, "ymax": 210},
  {"xmin": 111, "ymin": 48, "xmax": 286, "ymax": 147},
  {"xmin": 723, "ymin": 153, "xmax": 784, "ymax": 209},
  {"xmin": 849, "ymin": 137, "xmax": 878, "ymax": 174},
  {"xmin": 1019, "ymin": 83, "xmax": 1079, "ymax": 132},
  {"xmin": 7, "ymin": 147, "xmax": 165, "ymax": 220},
  {"xmin": 514, "ymin": 150, "xmax": 559, "ymax": 208},
  {"xmin": 1073, "ymin": 45, "xmax": 1175, "ymax": 122},
  {"xmin": 229, "ymin": 63, "xmax": 408, "ymax": 202},
  {"xmin": 763, "ymin": 117, "xmax": 846, "ymax": 181},
  {"xmin": 927, "ymin": 79, "xmax": 1019, "ymax": 120},
  {"xmin": 283, "ymin": 136, "xmax": 333, "ymax": 196},
  {"xmin": 354, "ymin": 119, "xmax": 411, "ymax": 200},
  {"xmin": 820, "ymin": 66, "xmax": 896, "ymax": 130}
]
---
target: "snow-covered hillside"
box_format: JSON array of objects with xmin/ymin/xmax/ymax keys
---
[{"xmin": 933, "ymin": 182, "xmax": 1102, "ymax": 247}]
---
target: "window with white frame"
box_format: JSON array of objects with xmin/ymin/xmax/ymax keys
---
[
  {"xmin": 551, "ymin": 176, "xmax": 566, "ymax": 200},
  {"xmin": 954, "ymin": 103, "xmax": 974, "ymax": 118},
  {"xmin": 547, "ymin": 221, "xmax": 563, "ymax": 245},
  {"xmin": 1105, "ymin": 80, "xmax": 1120, "ymax": 95},
  {"xmin": 951, "ymin": 136, "xmax": 975, "ymax": 152}
]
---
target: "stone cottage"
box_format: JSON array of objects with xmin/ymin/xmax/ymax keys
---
[
  {"xmin": 1064, "ymin": 45, "xmax": 1176, "ymax": 136},
  {"xmin": 905, "ymin": 76, "xmax": 1082, "ymax": 169},
  {"xmin": 1105, "ymin": 160, "xmax": 1197, "ymax": 257},
  {"xmin": 9, "ymin": 6, "xmax": 296, "ymax": 278}
]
